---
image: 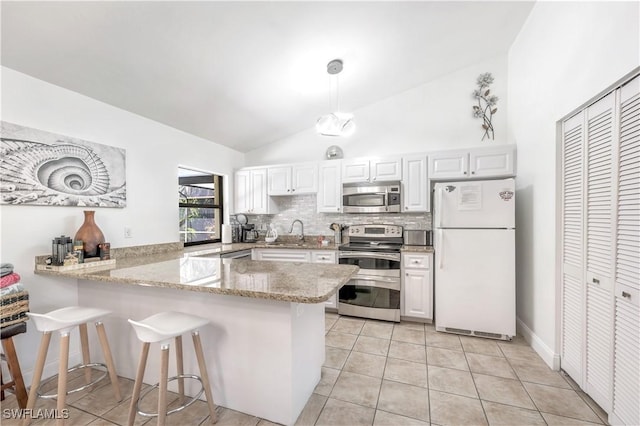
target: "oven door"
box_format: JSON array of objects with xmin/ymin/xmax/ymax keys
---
[
  {"xmin": 338, "ymin": 251, "xmax": 400, "ymax": 277},
  {"xmin": 338, "ymin": 275, "xmax": 401, "ymax": 322}
]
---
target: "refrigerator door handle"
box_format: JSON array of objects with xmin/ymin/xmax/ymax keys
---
[
  {"xmin": 436, "ymin": 187, "xmax": 443, "ymax": 228},
  {"xmin": 437, "ymin": 229, "xmax": 444, "ymax": 269}
]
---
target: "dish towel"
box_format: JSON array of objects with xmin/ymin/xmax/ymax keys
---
[
  {"xmin": 1, "ymin": 263, "xmax": 14, "ymax": 277},
  {"xmin": 0, "ymin": 272, "xmax": 21, "ymax": 289}
]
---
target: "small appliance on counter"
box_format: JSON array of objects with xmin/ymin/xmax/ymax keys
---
[
  {"xmin": 242, "ymin": 224, "xmax": 259, "ymax": 243},
  {"xmin": 403, "ymin": 230, "xmax": 432, "ymax": 246}
]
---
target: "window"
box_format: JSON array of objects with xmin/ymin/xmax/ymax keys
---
[{"xmin": 178, "ymin": 168, "xmax": 223, "ymax": 246}]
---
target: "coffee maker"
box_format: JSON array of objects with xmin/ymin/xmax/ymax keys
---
[{"xmin": 241, "ymin": 224, "xmax": 259, "ymax": 243}]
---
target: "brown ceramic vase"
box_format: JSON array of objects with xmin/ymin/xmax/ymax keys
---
[{"xmin": 74, "ymin": 210, "xmax": 105, "ymax": 258}]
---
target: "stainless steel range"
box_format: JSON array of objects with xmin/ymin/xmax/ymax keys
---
[{"xmin": 338, "ymin": 224, "xmax": 403, "ymax": 322}]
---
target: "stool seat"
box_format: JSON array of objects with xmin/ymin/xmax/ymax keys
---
[
  {"xmin": 28, "ymin": 307, "xmax": 112, "ymax": 333},
  {"xmin": 1, "ymin": 321, "xmax": 27, "ymax": 339},
  {"xmin": 128, "ymin": 311, "xmax": 209, "ymax": 343}
]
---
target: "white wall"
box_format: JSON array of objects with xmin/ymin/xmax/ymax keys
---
[
  {"xmin": 508, "ymin": 2, "xmax": 639, "ymax": 367},
  {"xmin": 0, "ymin": 67, "xmax": 244, "ymax": 381},
  {"xmin": 245, "ymin": 55, "xmax": 511, "ymax": 165}
]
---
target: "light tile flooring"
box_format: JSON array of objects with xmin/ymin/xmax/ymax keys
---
[{"xmin": 1, "ymin": 314, "xmax": 608, "ymax": 425}]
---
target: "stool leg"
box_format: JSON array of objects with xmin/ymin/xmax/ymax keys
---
[
  {"xmin": 175, "ymin": 335, "xmax": 184, "ymax": 404},
  {"xmin": 127, "ymin": 342, "xmax": 149, "ymax": 426},
  {"xmin": 95, "ymin": 321, "xmax": 122, "ymax": 402},
  {"xmin": 23, "ymin": 332, "xmax": 51, "ymax": 426},
  {"xmin": 192, "ymin": 331, "xmax": 216, "ymax": 424},
  {"xmin": 79, "ymin": 323, "xmax": 92, "ymax": 384},
  {"xmin": 1, "ymin": 337, "xmax": 28, "ymax": 409},
  {"xmin": 157, "ymin": 344, "xmax": 170, "ymax": 426},
  {"xmin": 56, "ymin": 332, "xmax": 70, "ymax": 426}
]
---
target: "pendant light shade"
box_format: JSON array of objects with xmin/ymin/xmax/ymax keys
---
[
  {"xmin": 317, "ymin": 59, "xmax": 355, "ymax": 137},
  {"xmin": 316, "ymin": 112, "xmax": 355, "ymax": 137}
]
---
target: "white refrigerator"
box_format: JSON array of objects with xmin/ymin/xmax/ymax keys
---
[{"xmin": 433, "ymin": 178, "xmax": 516, "ymax": 340}]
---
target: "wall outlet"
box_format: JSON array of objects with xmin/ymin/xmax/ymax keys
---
[{"xmin": 124, "ymin": 227, "xmax": 133, "ymax": 238}]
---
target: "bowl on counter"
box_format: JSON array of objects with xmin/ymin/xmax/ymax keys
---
[{"xmin": 265, "ymin": 237, "xmax": 277, "ymax": 243}]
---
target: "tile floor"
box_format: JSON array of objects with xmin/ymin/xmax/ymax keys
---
[{"xmin": 1, "ymin": 314, "xmax": 609, "ymax": 425}]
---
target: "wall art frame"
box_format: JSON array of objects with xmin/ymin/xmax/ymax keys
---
[{"xmin": 0, "ymin": 121, "xmax": 126, "ymax": 207}]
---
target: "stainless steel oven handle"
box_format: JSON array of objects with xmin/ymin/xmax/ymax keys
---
[
  {"xmin": 339, "ymin": 251, "xmax": 401, "ymax": 261},
  {"xmin": 352, "ymin": 274, "xmax": 400, "ymax": 283}
]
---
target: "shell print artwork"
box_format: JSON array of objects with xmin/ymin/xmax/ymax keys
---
[{"xmin": 0, "ymin": 121, "xmax": 126, "ymax": 207}]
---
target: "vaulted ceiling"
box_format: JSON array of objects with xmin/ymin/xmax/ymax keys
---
[{"xmin": 1, "ymin": 1, "xmax": 534, "ymax": 153}]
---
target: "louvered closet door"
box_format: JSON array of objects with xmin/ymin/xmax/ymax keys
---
[
  {"xmin": 612, "ymin": 76, "xmax": 640, "ymax": 426},
  {"xmin": 584, "ymin": 92, "xmax": 616, "ymax": 411},
  {"xmin": 561, "ymin": 112, "xmax": 585, "ymax": 384}
]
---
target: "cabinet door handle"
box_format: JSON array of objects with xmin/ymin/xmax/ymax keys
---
[
  {"xmin": 405, "ymin": 273, "xmax": 409, "ymax": 276},
  {"xmin": 592, "ymin": 278, "xmax": 600, "ymax": 284},
  {"xmin": 405, "ymin": 207, "xmax": 408, "ymax": 210},
  {"xmin": 622, "ymin": 291, "xmax": 631, "ymax": 299},
  {"xmin": 292, "ymin": 188, "xmax": 295, "ymax": 192},
  {"xmin": 463, "ymin": 171, "xmax": 467, "ymax": 175},
  {"xmin": 471, "ymin": 171, "xmax": 475, "ymax": 175}
]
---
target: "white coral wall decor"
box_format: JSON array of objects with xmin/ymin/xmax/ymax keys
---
[
  {"xmin": 0, "ymin": 121, "xmax": 126, "ymax": 207},
  {"xmin": 472, "ymin": 72, "xmax": 499, "ymax": 141}
]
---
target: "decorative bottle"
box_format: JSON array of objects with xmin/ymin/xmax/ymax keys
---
[{"xmin": 74, "ymin": 210, "xmax": 105, "ymax": 258}]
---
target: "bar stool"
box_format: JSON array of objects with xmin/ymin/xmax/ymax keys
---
[
  {"xmin": 127, "ymin": 311, "xmax": 216, "ymax": 426},
  {"xmin": 1, "ymin": 322, "xmax": 29, "ymax": 408},
  {"xmin": 24, "ymin": 307, "xmax": 122, "ymax": 425}
]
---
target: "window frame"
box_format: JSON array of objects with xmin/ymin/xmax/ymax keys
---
[{"xmin": 179, "ymin": 174, "xmax": 224, "ymax": 246}]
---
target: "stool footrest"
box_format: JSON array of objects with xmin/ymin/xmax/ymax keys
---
[
  {"xmin": 37, "ymin": 363, "xmax": 108, "ymax": 399},
  {"xmin": 136, "ymin": 374, "xmax": 205, "ymax": 417}
]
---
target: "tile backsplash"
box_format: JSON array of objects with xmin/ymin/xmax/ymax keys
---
[{"xmin": 242, "ymin": 195, "xmax": 431, "ymax": 237}]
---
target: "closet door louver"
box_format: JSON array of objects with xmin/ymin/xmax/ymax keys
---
[
  {"xmin": 561, "ymin": 112, "xmax": 585, "ymax": 383},
  {"xmin": 611, "ymin": 76, "xmax": 640, "ymax": 426},
  {"xmin": 584, "ymin": 93, "xmax": 616, "ymax": 410}
]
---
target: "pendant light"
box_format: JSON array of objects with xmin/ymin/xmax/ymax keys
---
[{"xmin": 316, "ymin": 59, "xmax": 356, "ymax": 137}]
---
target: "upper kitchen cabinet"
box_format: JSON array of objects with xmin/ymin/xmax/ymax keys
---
[
  {"xmin": 267, "ymin": 163, "xmax": 318, "ymax": 195},
  {"xmin": 317, "ymin": 160, "xmax": 342, "ymax": 213},
  {"xmin": 234, "ymin": 168, "xmax": 278, "ymax": 214},
  {"xmin": 342, "ymin": 157, "xmax": 402, "ymax": 183},
  {"xmin": 429, "ymin": 145, "xmax": 516, "ymax": 180},
  {"xmin": 402, "ymin": 154, "xmax": 430, "ymax": 212}
]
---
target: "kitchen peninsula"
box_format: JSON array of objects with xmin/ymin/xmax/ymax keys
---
[{"xmin": 35, "ymin": 242, "xmax": 358, "ymax": 425}]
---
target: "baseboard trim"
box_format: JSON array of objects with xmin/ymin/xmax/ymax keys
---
[{"xmin": 516, "ymin": 317, "xmax": 560, "ymax": 370}]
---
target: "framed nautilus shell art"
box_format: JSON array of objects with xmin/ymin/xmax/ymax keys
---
[{"xmin": 0, "ymin": 121, "xmax": 126, "ymax": 207}]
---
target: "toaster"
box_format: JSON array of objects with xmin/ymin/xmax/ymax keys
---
[{"xmin": 403, "ymin": 230, "xmax": 432, "ymax": 246}]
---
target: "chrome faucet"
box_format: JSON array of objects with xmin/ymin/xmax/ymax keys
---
[{"xmin": 289, "ymin": 219, "xmax": 304, "ymax": 241}]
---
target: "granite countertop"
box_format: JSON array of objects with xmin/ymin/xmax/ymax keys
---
[{"xmin": 35, "ymin": 244, "xmax": 357, "ymax": 304}]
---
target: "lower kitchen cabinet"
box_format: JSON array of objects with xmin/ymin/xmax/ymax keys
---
[
  {"xmin": 253, "ymin": 249, "xmax": 311, "ymax": 263},
  {"xmin": 311, "ymin": 250, "xmax": 338, "ymax": 310},
  {"xmin": 401, "ymin": 252, "xmax": 433, "ymax": 321}
]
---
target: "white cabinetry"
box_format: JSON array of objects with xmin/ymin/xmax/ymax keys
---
[
  {"xmin": 317, "ymin": 160, "xmax": 342, "ymax": 213},
  {"xmin": 560, "ymin": 74, "xmax": 639, "ymax": 424},
  {"xmin": 429, "ymin": 145, "xmax": 515, "ymax": 180},
  {"xmin": 401, "ymin": 253, "xmax": 433, "ymax": 320},
  {"xmin": 268, "ymin": 163, "xmax": 318, "ymax": 195},
  {"xmin": 234, "ymin": 168, "xmax": 278, "ymax": 214},
  {"xmin": 253, "ymin": 249, "xmax": 311, "ymax": 263},
  {"xmin": 402, "ymin": 154, "xmax": 430, "ymax": 212},
  {"xmin": 311, "ymin": 251, "xmax": 338, "ymax": 310},
  {"xmin": 342, "ymin": 158, "xmax": 402, "ymax": 183}
]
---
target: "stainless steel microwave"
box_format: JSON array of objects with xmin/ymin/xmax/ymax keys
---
[{"xmin": 342, "ymin": 182, "xmax": 402, "ymax": 213}]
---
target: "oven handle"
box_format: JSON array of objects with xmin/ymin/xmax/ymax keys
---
[
  {"xmin": 339, "ymin": 251, "xmax": 401, "ymax": 261},
  {"xmin": 352, "ymin": 274, "xmax": 400, "ymax": 283},
  {"xmin": 347, "ymin": 276, "xmax": 401, "ymax": 291}
]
